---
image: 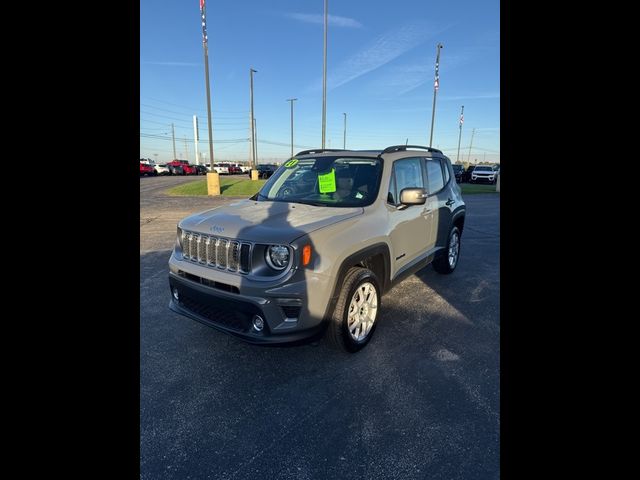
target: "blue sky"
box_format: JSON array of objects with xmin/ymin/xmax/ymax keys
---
[{"xmin": 140, "ymin": 0, "xmax": 499, "ymax": 164}]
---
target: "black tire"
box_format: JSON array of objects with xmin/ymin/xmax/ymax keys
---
[
  {"xmin": 433, "ymin": 225, "xmax": 461, "ymax": 274},
  {"xmin": 327, "ymin": 267, "xmax": 381, "ymax": 353},
  {"xmin": 153, "ymin": 170, "xmax": 158, "ymax": 176}
]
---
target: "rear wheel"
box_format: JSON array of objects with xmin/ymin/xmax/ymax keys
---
[
  {"xmin": 433, "ymin": 226, "xmax": 461, "ymax": 274},
  {"xmin": 327, "ymin": 267, "xmax": 381, "ymax": 352}
]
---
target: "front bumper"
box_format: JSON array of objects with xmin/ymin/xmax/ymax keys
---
[
  {"xmin": 168, "ymin": 269, "xmax": 327, "ymax": 346},
  {"xmin": 471, "ymin": 175, "xmax": 495, "ymax": 182}
]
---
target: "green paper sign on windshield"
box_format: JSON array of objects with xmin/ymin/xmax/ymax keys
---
[
  {"xmin": 284, "ymin": 158, "xmax": 298, "ymax": 168},
  {"xmin": 318, "ymin": 168, "xmax": 336, "ymax": 193}
]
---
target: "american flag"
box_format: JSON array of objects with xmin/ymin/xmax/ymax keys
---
[
  {"xmin": 200, "ymin": 0, "xmax": 208, "ymax": 45},
  {"xmin": 434, "ymin": 59, "xmax": 440, "ymax": 91},
  {"xmin": 459, "ymin": 113, "xmax": 464, "ymax": 126}
]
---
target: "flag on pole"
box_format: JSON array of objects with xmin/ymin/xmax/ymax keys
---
[
  {"xmin": 200, "ymin": 0, "xmax": 208, "ymax": 45},
  {"xmin": 434, "ymin": 58, "xmax": 440, "ymax": 91},
  {"xmin": 459, "ymin": 113, "xmax": 464, "ymax": 127}
]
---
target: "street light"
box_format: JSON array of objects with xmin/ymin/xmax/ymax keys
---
[
  {"xmin": 249, "ymin": 68, "xmax": 257, "ymax": 169},
  {"xmin": 321, "ymin": 0, "xmax": 328, "ymax": 148},
  {"xmin": 343, "ymin": 112, "xmax": 347, "ymax": 149},
  {"xmin": 287, "ymin": 98, "xmax": 298, "ymax": 158},
  {"xmin": 428, "ymin": 43, "xmax": 443, "ymax": 147}
]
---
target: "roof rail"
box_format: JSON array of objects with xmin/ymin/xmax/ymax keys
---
[
  {"xmin": 381, "ymin": 145, "xmax": 443, "ymax": 155},
  {"xmin": 294, "ymin": 148, "xmax": 343, "ymax": 156}
]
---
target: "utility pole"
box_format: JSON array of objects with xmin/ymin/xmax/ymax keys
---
[
  {"xmin": 343, "ymin": 112, "xmax": 347, "ymax": 149},
  {"xmin": 171, "ymin": 123, "xmax": 177, "ymax": 160},
  {"xmin": 249, "ymin": 68, "xmax": 257, "ymax": 168},
  {"xmin": 456, "ymin": 105, "xmax": 464, "ymax": 163},
  {"xmin": 193, "ymin": 116, "xmax": 199, "ymax": 165},
  {"xmin": 467, "ymin": 127, "xmax": 476, "ymax": 163},
  {"xmin": 287, "ymin": 98, "xmax": 297, "ymax": 158},
  {"xmin": 253, "ymin": 118, "xmax": 258, "ymax": 165},
  {"xmin": 321, "ymin": 0, "xmax": 328, "ymax": 148},
  {"xmin": 429, "ymin": 43, "xmax": 443, "ymax": 147},
  {"xmin": 200, "ymin": 0, "xmax": 215, "ymax": 169},
  {"xmin": 184, "ymin": 136, "xmax": 189, "ymax": 161}
]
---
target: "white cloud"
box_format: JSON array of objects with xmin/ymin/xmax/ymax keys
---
[
  {"xmin": 307, "ymin": 21, "xmax": 446, "ymax": 92},
  {"xmin": 285, "ymin": 12, "xmax": 362, "ymax": 28}
]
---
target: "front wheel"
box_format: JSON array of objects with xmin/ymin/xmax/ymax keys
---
[
  {"xmin": 433, "ymin": 226, "xmax": 461, "ymax": 274},
  {"xmin": 327, "ymin": 267, "xmax": 381, "ymax": 352}
]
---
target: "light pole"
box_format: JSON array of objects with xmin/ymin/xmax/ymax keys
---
[
  {"xmin": 429, "ymin": 43, "xmax": 443, "ymax": 147},
  {"xmin": 467, "ymin": 127, "xmax": 476, "ymax": 163},
  {"xmin": 193, "ymin": 115, "xmax": 199, "ymax": 165},
  {"xmin": 200, "ymin": 0, "xmax": 215, "ymax": 169},
  {"xmin": 171, "ymin": 123, "xmax": 177, "ymax": 160},
  {"xmin": 287, "ymin": 98, "xmax": 297, "ymax": 158},
  {"xmin": 456, "ymin": 105, "xmax": 464, "ymax": 163},
  {"xmin": 249, "ymin": 68, "xmax": 257, "ymax": 169},
  {"xmin": 343, "ymin": 112, "xmax": 347, "ymax": 149},
  {"xmin": 321, "ymin": 0, "xmax": 328, "ymax": 149},
  {"xmin": 254, "ymin": 118, "xmax": 258, "ymax": 165}
]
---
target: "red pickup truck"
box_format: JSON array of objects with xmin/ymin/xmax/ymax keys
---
[{"xmin": 167, "ymin": 160, "xmax": 197, "ymax": 175}]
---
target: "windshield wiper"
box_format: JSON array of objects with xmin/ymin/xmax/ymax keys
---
[{"xmin": 287, "ymin": 200, "xmax": 330, "ymax": 207}]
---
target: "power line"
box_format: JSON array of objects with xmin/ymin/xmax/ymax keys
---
[
  {"xmin": 140, "ymin": 110, "xmax": 246, "ymax": 125},
  {"xmin": 140, "ymin": 103, "xmax": 247, "ymax": 119},
  {"xmin": 140, "ymin": 133, "xmax": 249, "ymax": 143},
  {"xmin": 141, "ymin": 96, "xmax": 249, "ymax": 114}
]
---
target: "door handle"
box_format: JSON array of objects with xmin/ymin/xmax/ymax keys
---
[{"xmin": 445, "ymin": 198, "xmax": 455, "ymax": 206}]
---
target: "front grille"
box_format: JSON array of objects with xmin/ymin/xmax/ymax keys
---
[
  {"xmin": 181, "ymin": 230, "xmax": 251, "ymax": 274},
  {"xmin": 216, "ymin": 239, "xmax": 228, "ymax": 268},
  {"xmin": 180, "ymin": 295, "xmax": 249, "ymax": 332},
  {"xmin": 170, "ymin": 279, "xmax": 264, "ymax": 333}
]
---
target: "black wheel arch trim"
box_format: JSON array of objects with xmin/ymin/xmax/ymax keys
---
[
  {"xmin": 321, "ymin": 242, "xmax": 391, "ymax": 323},
  {"xmin": 451, "ymin": 207, "xmax": 466, "ymax": 232}
]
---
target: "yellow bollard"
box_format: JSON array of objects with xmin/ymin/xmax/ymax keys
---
[
  {"xmin": 207, "ymin": 172, "xmax": 221, "ymax": 196},
  {"xmin": 250, "ymin": 169, "xmax": 259, "ymax": 181}
]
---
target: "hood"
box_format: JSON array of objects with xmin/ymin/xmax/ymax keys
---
[
  {"xmin": 179, "ymin": 200, "xmax": 363, "ymax": 244},
  {"xmin": 473, "ymin": 170, "xmax": 495, "ymax": 175}
]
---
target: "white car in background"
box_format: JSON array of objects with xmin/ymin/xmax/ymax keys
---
[
  {"xmin": 212, "ymin": 163, "xmax": 229, "ymax": 174},
  {"xmin": 153, "ymin": 164, "xmax": 170, "ymax": 175},
  {"xmin": 471, "ymin": 165, "xmax": 497, "ymax": 184}
]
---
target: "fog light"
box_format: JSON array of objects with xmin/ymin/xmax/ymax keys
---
[
  {"xmin": 252, "ymin": 315, "xmax": 264, "ymax": 332},
  {"xmin": 172, "ymin": 288, "xmax": 180, "ymax": 301}
]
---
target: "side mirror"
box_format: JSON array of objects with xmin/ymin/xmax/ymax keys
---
[{"xmin": 399, "ymin": 187, "xmax": 427, "ymax": 206}]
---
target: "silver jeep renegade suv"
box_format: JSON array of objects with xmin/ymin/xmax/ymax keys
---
[{"xmin": 168, "ymin": 145, "xmax": 466, "ymax": 352}]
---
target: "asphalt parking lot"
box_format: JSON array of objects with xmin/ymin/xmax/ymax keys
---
[{"xmin": 140, "ymin": 175, "xmax": 500, "ymax": 479}]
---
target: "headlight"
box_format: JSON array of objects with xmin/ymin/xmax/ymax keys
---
[{"xmin": 265, "ymin": 245, "xmax": 290, "ymax": 270}]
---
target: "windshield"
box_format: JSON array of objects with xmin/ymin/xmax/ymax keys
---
[
  {"xmin": 255, "ymin": 156, "xmax": 383, "ymax": 207},
  {"xmin": 474, "ymin": 166, "xmax": 493, "ymax": 172}
]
